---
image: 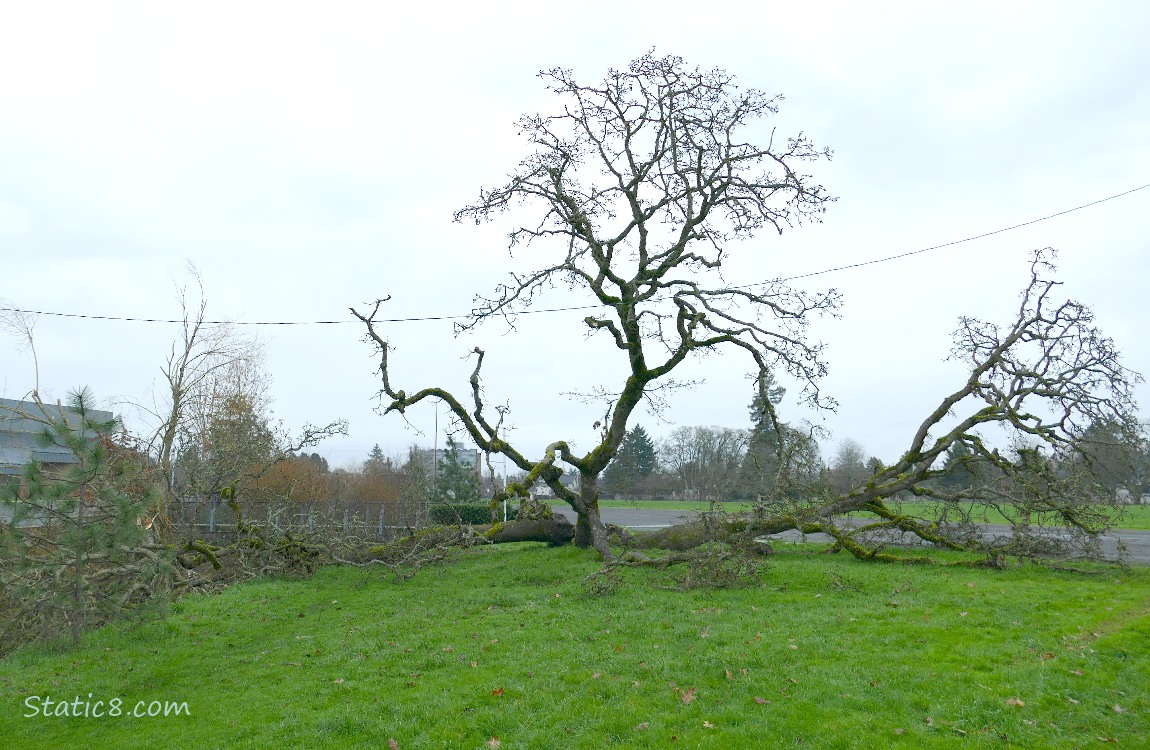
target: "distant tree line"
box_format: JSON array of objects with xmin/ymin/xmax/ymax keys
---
[{"xmin": 596, "ymin": 381, "xmax": 1149, "ymax": 504}]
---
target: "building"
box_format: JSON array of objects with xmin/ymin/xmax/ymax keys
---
[
  {"xmin": 412, "ymin": 446, "xmax": 482, "ymax": 477},
  {"xmin": 529, "ymin": 472, "xmax": 580, "ymax": 498},
  {"xmin": 0, "ymin": 397, "xmax": 116, "ymax": 523}
]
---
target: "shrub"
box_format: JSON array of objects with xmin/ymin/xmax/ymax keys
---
[{"xmin": 428, "ymin": 503, "xmax": 518, "ymax": 525}]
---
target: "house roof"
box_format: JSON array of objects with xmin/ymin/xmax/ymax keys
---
[{"xmin": 0, "ymin": 397, "xmax": 116, "ymax": 475}]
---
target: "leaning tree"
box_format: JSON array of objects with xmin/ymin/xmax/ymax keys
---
[
  {"xmin": 355, "ymin": 52, "xmax": 838, "ymax": 559},
  {"xmin": 641, "ymin": 250, "xmax": 1144, "ymax": 564}
]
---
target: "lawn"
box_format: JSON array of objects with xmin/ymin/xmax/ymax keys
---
[{"xmin": 1, "ymin": 544, "xmax": 1147, "ymax": 749}]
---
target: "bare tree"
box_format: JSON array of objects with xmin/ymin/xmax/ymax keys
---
[
  {"xmin": 660, "ymin": 426, "xmax": 749, "ymax": 501},
  {"xmin": 138, "ymin": 267, "xmax": 347, "ymax": 537},
  {"xmin": 138, "ymin": 266, "xmax": 257, "ymax": 516},
  {"xmin": 355, "ymin": 52, "xmax": 836, "ymax": 559},
  {"xmin": 0, "ymin": 301, "xmax": 41, "ymax": 397},
  {"xmin": 828, "ymin": 438, "xmax": 868, "ymax": 493},
  {"xmin": 644, "ymin": 250, "xmax": 1143, "ymax": 564}
]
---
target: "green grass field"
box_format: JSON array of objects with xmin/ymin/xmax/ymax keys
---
[
  {"xmin": 1, "ymin": 544, "xmax": 1147, "ymax": 748},
  {"xmin": 562, "ymin": 499, "xmax": 1150, "ymax": 530}
]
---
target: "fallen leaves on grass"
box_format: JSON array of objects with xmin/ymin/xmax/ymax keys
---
[
  {"xmin": 703, "ymin": 720, "xmax": 715, "ymax": 729},
  {"xmin": 1005, "ymin": 698, "xmax": 1025, "ymax": 708},
  {"xmin": 753, "ymin": 697, "xmax": 770, "ymax": 705},
  {"xmin": 681, "ymin": 687, "xmax": 697, "ymax": 704},
  {"xmin": 492, "ymin": 687, "xmax": 504, "ymax": 696},
  {"xmin": 894, "ymin": 728, "xmax": 905, "ymax": 735},
  {"xmin": 1113, "ymin": 704, "xmax": 1124, "ymax": 714},
  {"xmin": 333, "ymin": 678, "xmax": 344, "ymax": 684},
  {"xmin": 388, "ymin": 739, "xmax": 399, "ymax": 750},
  {"xmin": 635, "ymin": 722, "xmax": 649, "ymax": 731},
  {"xmin": 488, "ymin": 737, "xmax": 501, "ymax": 748}
]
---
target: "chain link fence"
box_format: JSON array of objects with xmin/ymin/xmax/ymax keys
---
[{"xmin": 168, "ymin": 496, "xmax": 430, "ymax": 544}]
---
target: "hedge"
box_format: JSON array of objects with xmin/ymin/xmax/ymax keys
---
[{"xmin": 428, "ymin": 503, "xmax": 518, "ymax": 525}]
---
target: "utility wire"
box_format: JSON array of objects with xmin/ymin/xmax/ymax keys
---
[
  {"xmin": 772, "ymin": 181, "xmax": 1150, "ymax": 284},
  {"xmin": 2, "ymin": 182, "xmax": 1147, "ymax": 326}
]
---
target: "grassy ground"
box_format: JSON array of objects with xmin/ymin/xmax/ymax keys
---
[
  {"xmin": 565, "ymin": 499, "xmax": 1150, "ymax": 530},
  {"xmin": 1, "ymin": 544, "xmax": 1147, "ymax": 749}
]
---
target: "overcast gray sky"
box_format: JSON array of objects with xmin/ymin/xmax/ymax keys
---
[{"xmin": 2, "ymin": 0, "xmax": 1148, "ymax": 470}]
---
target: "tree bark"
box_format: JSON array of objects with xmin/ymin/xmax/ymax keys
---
[
  {"xmin": 571, "ymin": 471, "xmax": 614, "ymax": 559},
  {"xmin": 482, "ymin": 516, "xmax": 574, "ymax": 545}
]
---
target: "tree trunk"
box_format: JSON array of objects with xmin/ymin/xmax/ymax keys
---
[
  {"xmin": 71, "ymin": 481, "xmax": 86, "ymax": 644},
  {"xmin": 573, "ymin": 472, "xmax": 614, "ymax": 560},
  {"xmin": 482, "ymin": 516, "xmax": 574, "ymax": 545}
]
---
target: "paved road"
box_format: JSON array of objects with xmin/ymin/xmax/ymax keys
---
[{"xmin": 551, "ymin": 506, "xmax": 1150, "ymax": 564}]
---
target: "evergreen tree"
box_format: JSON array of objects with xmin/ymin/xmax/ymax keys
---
[
  {"xmin": 630, "ymin": 425, "xmax": 657, "ymax": 478},
  {"xmin": 303, "ymin": 452, "xmax": 329, "ymax": 473},
  {"xmin": 0, "ymin": 389, "xmax": 170, "ymax": 650},
  {"xmin": 364, "ymin": 444, "xmax": 389, "ymax": 475},
  {"xmin": 604, "ymin": 424, "xmax": 656, "ymax": 498},
  {"xmin": 938, "ymin": 441, "xmax": 977, "ymax": 489},
  {"xmin": 740, "ymin": 371, "xmax": 787, "ymax": 497},
  {"xmin": 434, "ymin": 435, "xmax": 481, "ymax": 502}
]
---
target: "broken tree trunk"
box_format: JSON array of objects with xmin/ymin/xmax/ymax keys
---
[{"xmin": 479, "ymin": 515, "xmax": 575, "ymax": 546}]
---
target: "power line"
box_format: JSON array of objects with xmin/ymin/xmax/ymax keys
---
[
  {"xmin": 3, "ymin": 182, "xmax": 1146, "ymax": 326},
  {"xmin": 0, "ymin": 304, "xmax": 600, "ymax": 326},
  {"xmin": 772, "ymin": 181, "xmax": 1150, "ymax": 284}
]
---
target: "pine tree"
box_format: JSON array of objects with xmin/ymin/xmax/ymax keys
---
[
  {"xmin": 365, "ymin": 444, "xmax": 389, "ymax": 475},
  {"xmin": 0, "ymin": 389, "xmax": 170, "ymax": 650},
  {"xmin": 434, "ymin": 435, "xmax": 480, "ymax": 502},
  {"xmin": 740, "ymin": 370, "xmax": 788, "ymax": 497},
  {"xmin": 938, "ymin": 441, "xmax": 978, "ymax": 490},
  {"xmin": 604, "ymin": 425, "xmax": 657, "ymax": 498}
]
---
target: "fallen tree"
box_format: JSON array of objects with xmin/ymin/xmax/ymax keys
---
[{"xmin": 637, "ymin": 252, "xmax": 1143, "ymax": 565}]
